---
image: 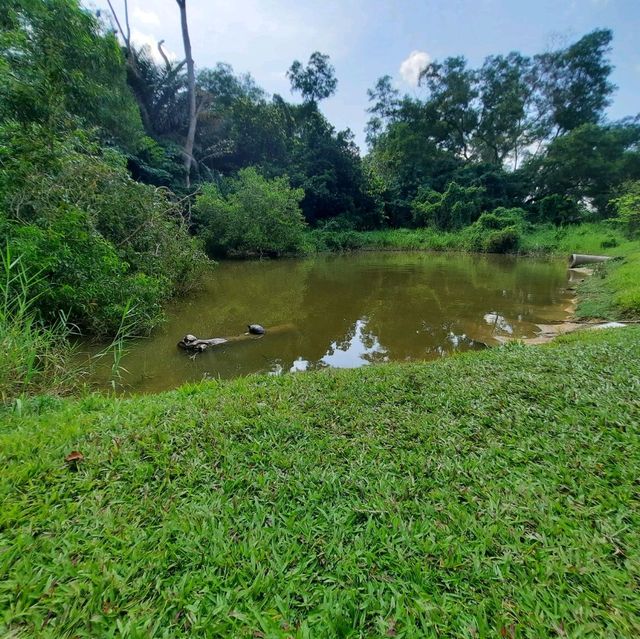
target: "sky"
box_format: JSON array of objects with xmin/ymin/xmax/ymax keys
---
[{"xmin": 98, "ymin": 0, "xmax": 640, "ymax": 151}]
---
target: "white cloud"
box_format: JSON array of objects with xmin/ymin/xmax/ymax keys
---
[
  {"xmin": 131, "ymin": 28, "xmax": 177, "ymax": 62},
  {"xmin": 132, "ymin": 6, "xmax": 161, "ymax": 27},
  {"xmin": 399, "ymin": 50, "xmax": 431, "ymax": 87}
]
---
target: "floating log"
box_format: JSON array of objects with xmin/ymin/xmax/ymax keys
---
[
  {"xmin": 178, "ymin": 334, "xmax": 230, "ymax": 352},
  {"xmin": 568, "ymin": 253, "xmax": 613, "ymax": 268},
  {"xmin": 177, "ymin": 324, "xmax": 297, "ymax": 352}
]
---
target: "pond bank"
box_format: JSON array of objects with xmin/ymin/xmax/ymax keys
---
[
  {"xmin": 304, "ymin": 222, "xmax": 638, "ymax": 257},
  {"xmin": 496, "ymin": 265, "xmax": 634, "ymax": 346},
  {"xmin": 3, "ymin": 326, "xmax": 640, "ymax": 637}
]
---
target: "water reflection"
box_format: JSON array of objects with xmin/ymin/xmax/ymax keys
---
[
  {"xmin": 321, "ymin": 318, "xmax": 388, "ymax": 368},
  {"xmin": 484, "ymin": 312, "xmax": 514, "ymax": 335},
  {"xmin": 80, "ymin": 252, "xmax": 574, "ymax": 392}
]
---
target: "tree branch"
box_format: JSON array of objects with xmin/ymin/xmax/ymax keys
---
[
  {"xmin": 157, "ymin": 40, "xmax": 171, "ymax": 70},
  {"xmin": 106, "ymin": 0, "xmax": 130, "ymax": 53}
]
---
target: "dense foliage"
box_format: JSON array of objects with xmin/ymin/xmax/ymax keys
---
[
  {"xmin": 0, "ymin": 0, "xmax": 204, "ymax": 338},
  {"xmin": 0, "ymin": 123, "xmax": 205, "ymax": 336},
  {"xmin": 608, "ymin": 181, "xmax": 640, "ymax": 238},
  {"xmin": 367, "ymin": 29, "xmax": 640, "ymax": 229},
  {"xmin": 194, "ymin": 168, "xmax": 306, "ymax": 257}
]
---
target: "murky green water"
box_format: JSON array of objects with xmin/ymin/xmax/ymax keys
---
[{"xmin": 83, "ymin": 252, "xmax": 575, "ymax": 393}]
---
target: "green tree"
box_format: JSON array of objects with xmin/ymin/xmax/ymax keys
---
[
  {"xmin": 535, "ymin": 29, "xmax": 615, "ymax": 136},
  {"xmin": 287, "ymin": 52, "xmax": 337, "ymax": 104},
  {"xmin": 0, "ymin": 0, "xmax": 143, "ymax": 148},
  {"xmin": 365, "ymin": 75, "xmax": 400, "ymax": 146},
  {"xmin": 475, "ymin": 53, "xmax": 536, "ymax": 167},
  {"xmin": 194, "ymin": 168, "xmax": 306, "ymax": 257},
  {"xmin": 412, "ymin": 182, "xmax": 485, "ymax": 230},
  {"xmin": 523, "ymin": 121, "xmax": 640, "ymax": 216},
  {"xmin": 418, "ymin": 56, "xmax": 478, "ymax": 159}
]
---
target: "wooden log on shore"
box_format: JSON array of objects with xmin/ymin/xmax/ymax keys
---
[{"xmin": 568, "ymin": 254, "xmax": 613, "ymax": 268}]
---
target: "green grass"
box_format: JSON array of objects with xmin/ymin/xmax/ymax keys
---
[
  {"xmin": 306, "ymin": 222, "xmax": 637, "ymax": 257},
  {"xmin": 518, "ymin": 223, "xmax": 637, "ymax": 257},
  {"xmin": 2, "ymin": 327, "xmax": 640, "ymax": 638},
  {"xmin": 576, "ymin": 256, "xmax": 640, "ymax": 320}
]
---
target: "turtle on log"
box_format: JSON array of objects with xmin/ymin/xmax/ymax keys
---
[
  {"xmin": 178, "ymin": 324, "xmax": 295, "ymax": 353},
  {"xmin": 247, "ymin": 324, "xmax": 266, "ymax": 335}
]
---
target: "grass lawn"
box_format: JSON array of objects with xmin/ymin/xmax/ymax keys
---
[
  {"xmin": 1, "ymin": 327, "xmax": 639, "ymax": 638},
  {"xmin": 576, "ymin": 251, "xmax": 640, "ymax": 320}
]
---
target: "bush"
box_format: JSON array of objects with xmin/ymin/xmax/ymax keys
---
[
  {"xmin": 610, "ymin": 181, "xmax": 640, "ymax": 238},
  {"xmin": 465, "ymin": 207, "xmax": 526, "ymax": 253},
  {"xmin": 483, "ymin": 227, "xmax": 521, "ymax": 253},
  {"xmin": 600, "ymin": 237, "xmax": 619, "ymax": 249},
  {"xmin": 412, "ymin": 182, "xmax": 485, "ymax": 230},
  {"xmin": 194, "ymin": 168, "xmax": 306, "ymax": 257},
  {"xmin": 0, "ymin": 125, "xmax": 206, "ymax": 337},
  {"xmin": 306, "ymin": 230, "xmax": 365, "ymax": 252}
]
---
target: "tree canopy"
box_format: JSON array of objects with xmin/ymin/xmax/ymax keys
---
[{"xmin": 287, "ymin": 51, "xmax": 338, "ymax": 104}]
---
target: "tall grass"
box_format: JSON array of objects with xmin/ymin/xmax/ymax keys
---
[
  {"xmin": 92, "ymin": 299, "xmax": 140, "ymax": 390},
  {"xmin": 518, "ymin": 222, "xmax": 637, "ymax": 256},
  {"xmin": 307, "ymin": 222, "xmax": 636, "ymax": 256},
  {"xmin": 0, "ymin": 247, "xmax": 76, "ymax": 406}
]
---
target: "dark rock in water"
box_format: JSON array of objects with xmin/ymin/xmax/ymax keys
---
[{"xmin": 247, "ymin": 324, "xmax": 266, "ymax": 335}]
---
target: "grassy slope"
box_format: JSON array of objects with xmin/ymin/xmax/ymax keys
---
[
  {"xmin": 2, "ymin": 327, "xmax": 640, "ymax": 638},
  {"xmin": 576, "ymin": 252, "xmax": 640, "ymax": 320}
]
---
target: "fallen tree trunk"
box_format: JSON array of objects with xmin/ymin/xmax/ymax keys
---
[
  {"xmin": 569, "ymin": 254, "xmax": 613, "ymax": 268},
  {"xmin": 178, "ymin": 335, "xmax": 230, "ymax": 352},
  {"xmin": 177, "ymin": 324, "xmax": 297, "ymax": 352}
]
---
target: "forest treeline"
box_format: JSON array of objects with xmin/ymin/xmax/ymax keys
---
[{"xmin": 1, "ymin": 0, "xmax": 640, "ymax": 343}]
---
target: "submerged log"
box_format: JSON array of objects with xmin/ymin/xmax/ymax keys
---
[
  {"xmin": 177, "ymin": 334, "xmax": 229, "ymax": 352},
  {"xmin": 569, "ymin": 253, "xmax": 613, "ymax": 268},
  {"xmin": 177, "ymin": 324, "xmax": 297, "ymax": 352}
]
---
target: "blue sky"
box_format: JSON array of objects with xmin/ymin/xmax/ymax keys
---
[{"xmin": 102, "ymin": 0, "xmax": 640, "ymax": 151}]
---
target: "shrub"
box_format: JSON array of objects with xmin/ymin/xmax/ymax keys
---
[
  {"xmin": 610, "ymin": 181, "xmax": 640, "ymax": 238},
  {"xmin": 412, "ymin": 182, "xmax": 485, "ymax": 230},
  {"xmin": 194, "ymin": 168, "xmax": 306, "ymax": 257},
  {"xmin": 0, "ymin": 125, "xmax": 206, "ymax": 337},
  {"xmin": 600, "ymin": 237, "xmax": 619, "ymax": 249},
  {"xmin": 307, "ymin": 230, "xmax": 365, "ymax": 252},
  {"xmin": 483, "ymin": 227, "xmax": 521, "ymax": 253},
  {"xmin": 465, "ymin": 207, "xmax": 526, "ymax": 253}
]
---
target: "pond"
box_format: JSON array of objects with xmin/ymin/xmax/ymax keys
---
[{"xmin": 83, "ymin": 252, "xmax": 576, "ymax": 393}]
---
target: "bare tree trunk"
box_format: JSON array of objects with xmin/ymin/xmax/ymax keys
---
[
  {"xmin": 107, "ymin": 0, "xmax": 131, "ymax": 59},
  {"xmin": 176, "ymin": 0, "xmax": 197, "ymax": 187}
]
